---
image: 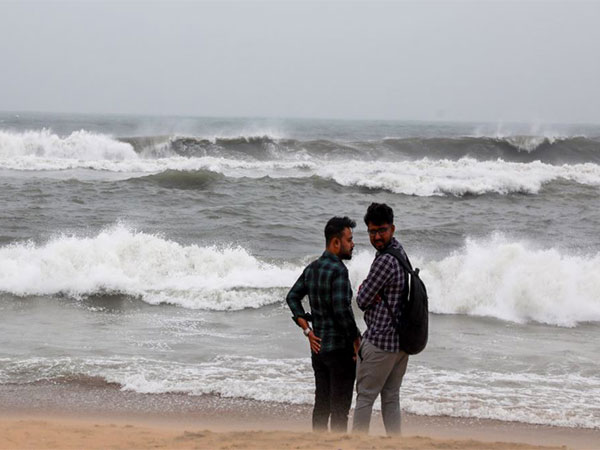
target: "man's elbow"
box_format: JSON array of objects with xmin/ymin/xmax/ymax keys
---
[
  {"xmin": 355, "ymin": 294, "xmax": 368, "ymax": 311},
  {"xmin": 285, "ymin": 292, "xmax": 298, "ymax": 308}
]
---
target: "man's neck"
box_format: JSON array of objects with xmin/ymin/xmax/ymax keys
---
[
  {"xmin": 377, "ymin": 237, "xmax": 396, "ymax": 253},
  {"xmin": 325, "ymin": 248, "xmax": 340, "ymax": 258}
]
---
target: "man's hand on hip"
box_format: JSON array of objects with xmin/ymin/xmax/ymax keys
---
[
  {"xmin": 353, "ymin": 336, "xmax": 361, "ymax": 361},
  {"xmin": 308, "ymin": 331, "xmax": 321, "ymax": 354}
]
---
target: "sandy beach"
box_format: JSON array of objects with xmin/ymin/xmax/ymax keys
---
[
  {"xmin": 0, "ymin": 382, "xmax": 598, "ymax": 449},
  {"xmin": 0, "ymin": 419, "xmax": 566, "ymax": 450}
]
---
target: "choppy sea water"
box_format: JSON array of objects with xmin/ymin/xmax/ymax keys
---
[{"xmin": 0, "ymin": 112, "xmax": 599, "ymax": 429}]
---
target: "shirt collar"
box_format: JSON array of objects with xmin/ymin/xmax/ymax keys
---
[
  {"xmin": 322, "ymin": 250, "xmax": 342, "ymax": 263},
  {"xmin": 376, "ymin": 237, "xmax": 401, "ymax": 256}
]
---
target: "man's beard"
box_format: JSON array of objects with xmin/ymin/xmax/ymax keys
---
[
  {"xmin": 340, "ymin": 250, "xmax": 353, "ymax": 260},
  {"xmin": 373, "ymin": 238, "xmax": 387, "ymax": 249}
]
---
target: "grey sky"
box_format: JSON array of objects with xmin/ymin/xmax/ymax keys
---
[{"xmin": 1, "ymin": 1, "xmax": 599, "ymax": 123}]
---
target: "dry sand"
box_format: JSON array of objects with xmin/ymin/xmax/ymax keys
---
[
  {"xmin": 0, "ymin": 381, "xmax": 597, "ymax": 449},
  {"xmin": 0, "ymin": 418, "xmax": 565, "ymax": 450}
]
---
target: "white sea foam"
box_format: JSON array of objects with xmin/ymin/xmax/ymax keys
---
[
  {"xmin": 351, "ymin": 238, "xmax": 600, "ymax": 327},
  {"xmin": 0, "ymin": 151, "xmax": 316, "ymax": 175},
  {"xmin": 471, "ymin": 123, "xmax": 569, "ymax": 152},
  {"xmin": 421, "ymin": 235, "xmax": 600, "ymax": 327},
  {"xmin": 0, "ymin": 129, "xmax": 138, "ymax": 160},
  {"xmin": 499, "ymin": 135, "xmax": 561, "ymax": 152},
  {"xmin": 4, "ymin": 154, "xmax": 600, "ymax": 196},
  {"xmin": 2, "ymin": 356, "xmax": 598, "ymax": 428},
  {"xmin": 1, "ymin": 228, "xmax": 599, "ymax": 326},
  {"xmin": 202, "ymin": 130, "xmax": 286, "ymax": 143},
  {"xmin": 0, "ymin": 225, "xmax": 298, "ymax": 310},
  {"xmin": 319, "ymin": 158, "xmax": 600, "ymax": 196},
  {"xmin": 1, "ymin": 130, "xmax": 600, "ymax": 196}
]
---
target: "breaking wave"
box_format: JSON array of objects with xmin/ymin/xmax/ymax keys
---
[
  {"xmin": 140, "ymin": 134, "xmax": 600, "ymax": 163},
  {"xmin": 420, "ymin": 235, "xmax": 600, "ymax": 327},
  {"xmin": 2, "ymin": 355, "xmax": 598, "ymax": 428},
  {"xmin": 0, "ymin": 129, "xmax": 138, "ymax": 160},
  {"xmin": 0, "ymin": 228, "xmax": 599, "ymax": 326},
  {"xmin": 317, "ymin": 158, "xmax": 600, "ymax": 196},
  {"xmin": 0, "ymin": 225, "xmax": 299, "ymax": 310},
  {"xmin": 2, "ymin": 129, "xmax": 600, "ymax": 196},
  {"xmin": 496, "ymin": 135, "xmax": 565, "ymax": 152},
  {"xmin": 2, "ymin": 128, "xmax": 600, "ymax": 165}
]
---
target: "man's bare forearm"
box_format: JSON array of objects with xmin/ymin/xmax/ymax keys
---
[{"xmin": 296, "ymin": 317, "xmax": 309, "ymax": 331}]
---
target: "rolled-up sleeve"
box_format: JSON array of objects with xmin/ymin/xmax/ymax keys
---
[
  {"xmin": 356, "ymin": 255, "xmax": 394, "ymax": 311},
  {"xmin": 331, "ymin": 267, "xmax": 361, "ymax": 339}
]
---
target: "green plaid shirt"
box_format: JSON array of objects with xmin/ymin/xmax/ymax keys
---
[{"xmin": 286, "ymin": 251, "xmax": 360, "ymax": 353}]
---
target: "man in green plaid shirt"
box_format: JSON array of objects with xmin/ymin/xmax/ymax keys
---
[{"xmin": 286, "ymin": 216, "xmax": 361, "ymax": 433}]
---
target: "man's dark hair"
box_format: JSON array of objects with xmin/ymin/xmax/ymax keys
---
[
  {"xmin": 364, "ymin": 203, "xmax": 394, "ymax": 226},
  {"xmin": 324, "ymin": 216, "xmax": 356, "ymax": 245}
]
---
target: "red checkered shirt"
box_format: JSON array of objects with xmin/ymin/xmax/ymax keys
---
[{"xmin": 356, "ymin": 238, "xmax": 406, "ymax": 352}]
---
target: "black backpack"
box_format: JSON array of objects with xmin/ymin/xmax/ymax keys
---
[{"xmin": 378, "ymin": 247, "xmax": 429, "ymax": 355}]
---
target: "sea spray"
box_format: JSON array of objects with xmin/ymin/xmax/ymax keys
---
[
  {"xmin": 2, "ymin": 129, "xmax": 600, "ymax": 196},
  {"xmin": 422, "ymin": 235, "xmax": 600, "ymax": 326},
  {"xmin": 0, "ymin": 225, "xmax": 298, "ymax": 310},
  {"xmin": 1, "ymin": 227, "xmax": 599, "ymax": 325},
  {"xmin": 0, "ymin": 129, "xmax": 137, "ymax": 160}
]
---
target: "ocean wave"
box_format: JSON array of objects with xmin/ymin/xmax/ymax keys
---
[
  {"xmin": 120, "ymin": 135, "xmax": 282, "ymax": 160},
  {"xmin": 2, "ymin": 356, "xmax": 598, "ymax": 429},
  {"xmin": 420, "ymin": 235, "xmax": 600, "ymax": 327},
  {"xmin": 131, "ymin": 169, "xmax": 225, "ymax": 190},
  {"xmin": 319, "ymin": 158, "xmax": 600, "ymax": 196},
  {"xmin": 0, "ymin": 152, "xmax": 317, "ymax": 176},
  {"xmin": 144, "ymin": 134, "xmax": 600, "ymax": 162},
  {"xmin": 3, "ymin": 128, "xmax": 600, "ymax": 165},
  {"xmin": 131, "ymin": 157, "xmax": 600, "ymax": 197},
  {"xmin": 0, "ymin": 225, "xmax": 298, "ymax": 311},
  {"xmin": 1, "ymin": 129, "xmax": 599, "ymax": 196},
  {"xmin": 0, "ymin": 129, "xmax": 138, "ymax": 160},
  {"xmin": 495, "ymin": 135, "xmax": 565, "ymax": 152},
  {"xmin": 5, "ymin": 154, "xmax": 600, "ymax": 197},
  {"xmin": 0, "ymin": 228, "xmax": 599, "ymax": 326},
  {"xmin": 350, "ymin": 236, "xmax": 600, "ymax": 327}
]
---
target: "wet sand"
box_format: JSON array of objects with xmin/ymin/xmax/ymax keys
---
[{"xmin": 0, "ymin": 382, "xmax": 598, "ymax": 449}]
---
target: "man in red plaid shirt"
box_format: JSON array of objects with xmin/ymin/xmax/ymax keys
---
[{"xmin": 352, "ymin": 203, "xmax": 409, "ymax": 436}]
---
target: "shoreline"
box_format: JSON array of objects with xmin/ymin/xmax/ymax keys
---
[{"xmin": 0, "ymin": 382, "xmax": 598, "ymax": 449}]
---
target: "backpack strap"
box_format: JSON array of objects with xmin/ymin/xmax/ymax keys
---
[
  {"xmin": 382, "ymin": 247, "xmax": 414, "ymax": 275},
  {"xmin": 377, "ymin": 247, "xmax": 411, "ymax": 327}
]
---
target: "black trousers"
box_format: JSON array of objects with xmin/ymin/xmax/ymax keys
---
[{"xmin": 311, "ymin": 347, "xmax": 356, "ymax": 433}]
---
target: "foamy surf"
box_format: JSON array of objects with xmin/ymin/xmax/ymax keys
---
[
  {"xmin": 0, "ymin": 225, "xmax": 298, "ymax": 311},
  {"xmin": 0, "ymin": 129, "xmax": 138, "ymax": 160},
  {"xmin": 422, "ymin": 235, "xmax": 600, "ymax": 327},
  {"xmin": 1, "ymin": 227, "xmax": 599, "ymax": 326},
  {"xmin": 496, "ymin": 135, "xmax": 565, "ymax": 152},
  {"xmin": 320, "ymin": 158, "xmax": 600, "ymax": 196},
  {"xmin": 2, "ymin": 129, "xmax": 600, "ymax": 196},
  {"xmin": 2, "ymin": 155, "xmax": 600, "ymax": 197},
  {"xmin": 2, "ymin": 355, "xmax": 598, "ymax": 429}
]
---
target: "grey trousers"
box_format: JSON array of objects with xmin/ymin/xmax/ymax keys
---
[{"xmin": 352, "ymin": 339, "xmax": 409, "ymax": 435}]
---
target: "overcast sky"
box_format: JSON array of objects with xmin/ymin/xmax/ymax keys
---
[{"xmin": 1, "ymin": 1, "xmax": 599, "ymax": 123}]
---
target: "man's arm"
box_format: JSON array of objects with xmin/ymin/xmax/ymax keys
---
[
  {"xmin": 296, "ymin": 316, "xmax": 321, "ymax": 353},
  {"xmin": 286, "ymin": 268, "xmax": 322, "ymax": 353},
  {"xmin": 331, "ymin": 267, "xmax": 361, "ymax": 342},
  {"xmin": 286, "ymin": 270, "xmax": 308, "ymax": 324},
  {"xmin": 356, "ymin": 255, "xmax": 394, "ymax": 311}
]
